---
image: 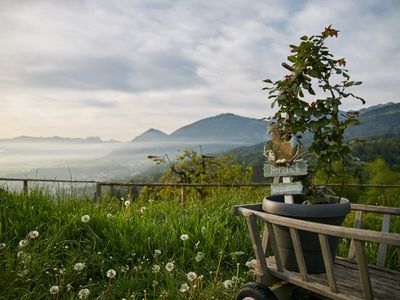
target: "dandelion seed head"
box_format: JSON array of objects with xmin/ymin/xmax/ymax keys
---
[
  {"xmin": 74, "ymin": 262, "xmax": 86, "ymax": 271},
  {"xmin": 106, "ymin": 269, "xmax": 117, "ymax": 278},
  {"xmin": 49, "ymin": 285, "xmax": 60, "ymax": 295},
  {"xmin": 124, "ymin": 200, "xmax": 131, "ymax": 207},
  {"xmin": 165, "ymin": 262, "xmax": 174, "ymax": 272},
  {"xmin": 195, "ymin": 251, "xmax": 205, "ymax": 262},
  {"xmin": 186, "ymin": 271, "xmax": 197, "ymax": 281},
  {"xmin": 222, "ymin": 279, "xmax": 233, "ymax": 289},
  {"xmin": 19, "ymin": 239, "xmax": 29, "ymax": 247},
  {"xmin": 154, "ymin": 249, "xmax": 161, "ymax": 256},
  {"xmin": 28, "ymin": 230, "xmax": 39, "ymax": 239},
  {"xmin": 179, "ymin": 283, "xmax": 189, "ymax": 293},
  {"xmin": 180, "ymin": 234, "xmax": 189, "ymax": 241},
  {"xmin": 78, "ymin": 288, "xmax": 90, "ymax": 299},
  {"xmin": 81, "ymin": 215, "xmax": 90, "ymax": 223},
  {"xmin": 0, "ymin": 243, "xmax": 6, "ymax": 250},
  {"xmin": 152, "ymin": 264, "xmax": 160, "ymax": 273}
]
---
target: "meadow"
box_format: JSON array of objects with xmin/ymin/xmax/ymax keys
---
[{"xmin": 0, "ymin": 186, "xmax": 399, "ymax": 299}]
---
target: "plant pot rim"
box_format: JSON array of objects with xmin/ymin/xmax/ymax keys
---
[{"xmin": 263, "ymin": 195, "xmax": 351, "ymax": 218}]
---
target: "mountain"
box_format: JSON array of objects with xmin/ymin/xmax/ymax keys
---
[
  {"xmin": 106, "ymin": 113, "xmax": 269, "ymax": 160},
  {"xmin": 0, "ymin": 135, "xmax": 112, "ymax": 143},
  {"xmin": 131, "ymin": 128, "xmax": 169, "ymax": 142}
]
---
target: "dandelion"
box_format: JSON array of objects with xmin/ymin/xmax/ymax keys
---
[
  {"xmin": 180, "ymin": 234, "xmax": 189, "ymax": 241},
  {"xmin": 139, "ymin": 207, "xmax": 146, "ymax": 214},
  {"xmin": 165, "ymin": 262, "xmax": 174, "ymax": 272},
  {"xmin": 81, "ymin": 215, "xmax": 90, "ymax": 223},
  {"xmin": 222, "ymin": 279, "xmax": 233, "ymax": 289},
  {"xmin": 78, "ymin": 288, "xmax": 90, "ymax": 299},
  {"xmin": 49, "ymin": 285, "xmax": 60, "ymax": 295},
  {"xmin": 107, "ymin": 213, "xmax": 113, "ymax": 218},
  {"xmin": 154, "ymin": 249, "xmax": 161, "ymax": 256},
  {"xmin": 186, "ymin": 271, "xmax": 197, "ymax": 281},
  {"xmin": 66, "ymin": 283, "xmax": 73, "ymax": 292},
  {"xmin": 124, "ymin": 200, "xmax": 131, "ymax": 207},
  {"xmin": 28, "ymin": 230, "xmax": 39, "ymax": 239},
  {"xmin": 121, "ymin": 265, "xmax": 129, "ymax": 273},
  {"xmin": 106, "ymin": 269, "xmax": 117, "ymax": 278},
  {"xmin": 179, "ymin": 283, "xmax": 189, "ymax": 293},
  {"xmin": 152, "ymin": 264, "xmax": 160, "ymax": 273},
  {"xmin": 74, "ymin": 262, "xmax": 86, "ymax": 271},
  {"xmin": 19, "ymin": 239, "xmax": 29, "ymax": 247},
  {"xmin": 0, "ymin": 243, "xmax": 6, "ymax": 250},
  {"xmin": 195, "ymin": 251, "xmax": 205, "ymax": 262}
]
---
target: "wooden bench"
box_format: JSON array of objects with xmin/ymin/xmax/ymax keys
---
[{"xmin": 232, "ymin": 203, "xmax": 400, "ymax": 300}]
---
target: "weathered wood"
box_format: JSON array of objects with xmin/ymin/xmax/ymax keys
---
[
  {"xmin": 282, "ymin": 177, "xmax": 295, "ymax": 204},
  {"xmin": 289, "ymin": 228, "xmax": 308, "ymax": 281},
  {"xmin": 237, "ymin": 207, "xmax": 400, "ymax": 245},
  {"xmin": 263, "ymin": 256, "xmax": 400, "ymax": 300},
  {"xmin": 351, "ymin": 203, "xmax": 400, "ymax": 216},
  {"xmin": 318, "ymin": 233, "xmax": 338, "ymax": 293},
  {"xmin": 245, "ymin": 214, "xmax": 271, "ymax": 286},
  {"xmin": 23, "ymin": 179, "xmax": 28, "ymax": 194},
  {"xmin": 377, "ymin": 214, "xmax": 391, "ymax": 267},
  {"xmin": 180, "ymin": 185, "xmax": 187, "ymax": 207},
  {"xmin": 264, "ymin": 161, "xmax": 308, "ymax": 177},
  {"xmin": 271, "ymin": 181, "xmax": 303, "ymax": 196},
  {"xmin": 348, "ymin": 210, "xmax": 363, "ymax": 260},
  {"xmin": 354, "ymin": 240, "xmax": 373, "ymax": 300},
  {"xmin": 95, "ymin": 182, "xmax": 102, "ymax": 200},
  {"xmin": 262, "ymin": 223, "xmax": 270, "ymax": 255},
  {"xmin": 266, "ymin": 222, "xmax": 284, "ymax": 272},
  {"xmin": 231, "ymin": 203, "xmax": 263, "ymax": 215}
]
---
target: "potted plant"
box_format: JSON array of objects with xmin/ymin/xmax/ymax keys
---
[{"xmin": 262, "ymin": 25, "xmax": 365, "ymax": 273}]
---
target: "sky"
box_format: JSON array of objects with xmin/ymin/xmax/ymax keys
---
[{"xmin": 1, "ymin": 0, "xmax": 399, "ymax": 141}]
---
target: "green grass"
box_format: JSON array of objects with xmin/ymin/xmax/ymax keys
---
[{"xmin": 0, "ymin": 187, "xmax": 399, "ymax": 299}]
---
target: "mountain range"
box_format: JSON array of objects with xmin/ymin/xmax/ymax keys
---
[{"xmin": 1, "ymin": 102, "xmax": 399, "ymax": 180}]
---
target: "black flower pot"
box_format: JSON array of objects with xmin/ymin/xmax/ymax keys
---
[{"xmin": 262, "ymin": 195, "xmax": 350, "ymax": 274}]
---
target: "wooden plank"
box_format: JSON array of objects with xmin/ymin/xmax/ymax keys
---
[
  {"xmin": 245, "ymin": 214, "xmax": 271, "ymax": 286},
  {"xmin": 237, "ymin": 207, "xmax": 400, "ymax": 245},
  {"xmin": 266, "ymin": 222, "xmax": 284, "ymax": 272},
  {"xmin": 353, "ymin": 240, "xmax": 373, "ymax": 300},
  {"xmin": 271, "ymin": 181, "xmax": 303, "ymax": 196},
  {"xmin": 262, "ymin": 223, "xmax": 270, "ymax": 254},
  {"xmin": 377, "ymin": 214, "xmax": 391, "ymax": 267},
  {"xmin": 351, "ymin": 203, "xmax": 400, "ymax": 216},
  {"xmin": 264, "ymin": 161, "xmax": 308, "ymax": 177},
  {"xmin": 231, "ymin": 203, "xmax": 263, "ymax": 215},
  {"xmin": 282, "ymin": 177, "xmax": 295, "ymax": 204},
  {"xmin": 318, "ymin": 234, "xmax": 338, "ymax": 293},
  {"xmin": 349, "ymin": 210, "xmax": 363, "ymax": 260},
  {"xmin": 289, "ymin": 228, "xmax": 308, "ymax": 281}
]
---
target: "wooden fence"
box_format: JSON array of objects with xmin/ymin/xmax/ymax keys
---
[{"xmin": 1, "ymin": 177, "xmax": 400, "ymax": 205}]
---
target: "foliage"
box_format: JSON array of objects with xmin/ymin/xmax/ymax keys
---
[
  {"xmin": 263, "ymin": 25, "xmax": 365, "ymax": 193},
  {"xmin": 147, "ymin": 149, "xmax": 252, "ymax": 200}
]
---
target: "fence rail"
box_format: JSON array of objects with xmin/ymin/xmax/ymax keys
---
[{"xmin": 1, "ymin": 177, "xmax": 400, "ymax": 204}]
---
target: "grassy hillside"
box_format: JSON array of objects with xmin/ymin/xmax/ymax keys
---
[{"xmin": 1, "ymin": 186, "xmax": 399, "ymax": 299}]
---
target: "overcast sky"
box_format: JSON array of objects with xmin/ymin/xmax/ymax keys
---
[{"xmin": 1, "ymin": 0, "xmax": 399, "ymax": 141}]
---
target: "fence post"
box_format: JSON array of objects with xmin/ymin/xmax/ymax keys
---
[
  {"xmin": 23, "ymin": 180, "xmax": 28, "ymax": 194},
  {"xmin": 95, "ymin": 183, "xmax": 102, "ymax": 200},
  {"xmin": 181, "ymin": 185, "xmax": 187, "ymax": 207}
]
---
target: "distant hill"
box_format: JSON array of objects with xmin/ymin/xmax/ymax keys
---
[
  {"xmin": 106, "ymin": 113, "xmax": 268, "ymax": 160},
  {"xmin": 0, "ymin": 136, "xmax": 117, "ymax": 143}
]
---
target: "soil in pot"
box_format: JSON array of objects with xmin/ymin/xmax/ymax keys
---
[{"xmin": 262, "ymin": 195, "xmax": 351, "ymax": 274}]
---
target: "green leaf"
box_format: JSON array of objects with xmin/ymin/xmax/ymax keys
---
[
  {"xmin": 300, "ymin": 35, "xmax": 308, "ymax": 40},
  {"xmin": 263, "ymin": 79, "xmax": 273, "ymax": 84}
]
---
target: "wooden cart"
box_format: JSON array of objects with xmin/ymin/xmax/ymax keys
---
[{"xmin": 232, "ymin": 203, "xmax": 400, "ymax": 300}]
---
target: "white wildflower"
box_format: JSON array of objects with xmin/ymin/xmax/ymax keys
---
[
  {"xmin": 186, "ymin": 271, "xmax": 197, "ymax": 281},
  {"xmin": 107, "ymin": 213, "xmax": 113, "ymax": 218},
  {"xmin": 0, "ymin": 243, "xmax": 6, "ymax": 250},
  {"xmin": 152, "ymin": 264, "xmax": 160, "ymax": 273},
  {"xmin": 245, "ymin": 261, "xmax": 252, "ymax": 268},
  {"xmin": 120, "ymin": 265, "xmax": 129, "ymax": 273},
  {"xmin": 180, "ymin": 234, "xmax": 189, "ymax": 241},
  {"xmin": 19, "ymin": 239, "xmax": 29, "ymax": 247},
  {"xmin": 81, "ymin": 215, "xmax": 90, "ymax": 223},
  {"xmin": 78, "ymin": 288, "xmax": 90, "ymax": 299},
  {"xmin": 66, "ymin": 283, "xmax": 73, "ymax": 292},
  {"xmin": 49, "ymin": 285, "xmax": 60, "ymax": 295},
  {"xmin": 154, "ymin": 249, "xmax": 161, "ymax": 256},
  {"xmin": 74, "ymin": 262, "xmax": 86, "ymax": 271},
  {"xmin": 28, "ymin": 230, "xmax": 39, "ymax": 239},
  {"xmin": 106, "ymin": 269, "xmax": 117, "ymax": 278},
  {"xmin": 139, "ymin": 207, "xmax": 146, "ymax": 214},
  {"xmin": 222, "ymin": 279, "xmax": 233, "ymax": 289},
  {"xmin": 195, "ymin": 251, "xmax": 205, "ymax": 262},
  {"xmin": 165, "ymin": 262, "xmax": 174, "ymax": 272},
  {"xmin": 179, "ymin": 283, "xmax": 189, "ymax": 293},
  {"xmin": 124, "ymin": 200, "xmax": 131, "ymax": 207}
]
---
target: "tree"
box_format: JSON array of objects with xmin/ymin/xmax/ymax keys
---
[{"xmin": 147, "ymin": 148, "xmax": 252, "ymax": 205}]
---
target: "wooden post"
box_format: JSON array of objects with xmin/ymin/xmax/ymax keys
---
[
  {"xmin": 181, "ymin": 185, "xmax": 187, "ymax": 207},
  {"xmin": 377, "ymin": 213, "xmax": 391, "ymax": 267},
  {"xmin": 23, "ymin": 180, "xmax": 28, "ymax": 194},
  {"xmin": 95, "ymin": 183, "xmax": 102, "ymax": 200}
]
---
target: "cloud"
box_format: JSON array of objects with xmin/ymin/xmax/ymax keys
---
[{"xmin": 0, "ymin": 0, "xmax": 399, "ymax": 140}]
